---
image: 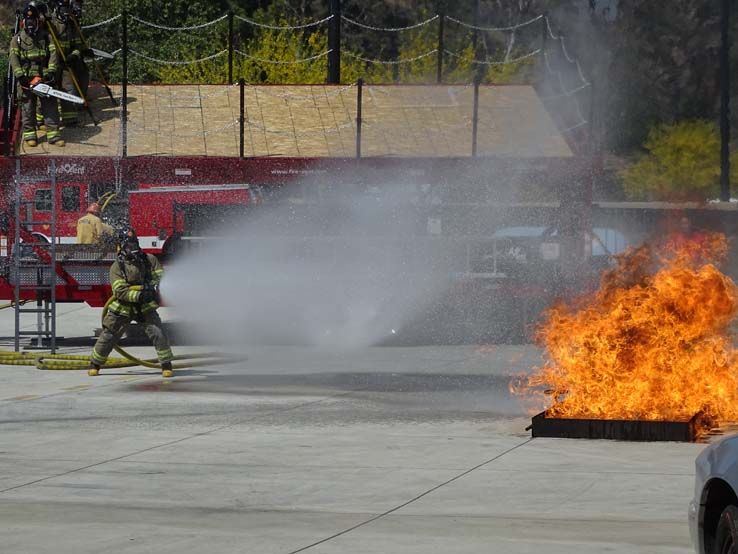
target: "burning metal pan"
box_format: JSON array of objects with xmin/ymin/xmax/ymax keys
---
[{"xmin": 528, "ymin": 410, "xmax": 711, "ymax": 442}]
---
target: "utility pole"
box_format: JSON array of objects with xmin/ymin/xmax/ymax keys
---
[{"xmin": 720, "ymin": 0, "xmax": 731, "ymax": 201}]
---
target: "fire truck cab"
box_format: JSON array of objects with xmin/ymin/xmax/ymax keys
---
[
  {"xmin": 128, "ymin": 183, "xmax": 260, "ymax": 258},
  {"xmin": 14, "ymin": 179, "xmax": 262, "ymax": 257},
  {"xmin": 18, "ymin": 181, "xmax": 90, "ymax": 244}
]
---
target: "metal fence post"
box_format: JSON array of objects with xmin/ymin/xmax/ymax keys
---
[
  {"xmin": 328, "ymin": 0, "xmax": 341, "ymax": 84},
  {"xmin": 239, "ymin": 78, "xmax": 245, "ymax": 159},
  {"xmin": 436, "ymin": 13, "xmax": 445, "ymax": 84},
  {"xmin": 541, "ymin": 12, "xmax": 548, "ymax": 54},
  {"xmin": 472, "ymin": 78, "xmax": 479, "ymax": 157},
  {"xmin": 121, "ymin": 10, "xmax": 128, "ymax": 158},
  {"xmin": 228, "ymin": 11, "xmax": 234, "ymax": 85},
  {"xmin": 472, "ymin": 0, "xmax": 485, "ymax": 83},
  {"xmin": 356, "ymin": 78, "xmax": 363, "ymax": 158}
]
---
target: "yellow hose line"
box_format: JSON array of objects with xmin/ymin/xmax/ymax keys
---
[
  {"xmin": 36, "ymin": 353, "xmax": 242, "ymax": 371},
  {"xmin": 99, "ymin": 292, "xmax": 163, "ymax": 369},
  {"xmin": 39, "ymin": 359, "xmax": 142, "ymax": 370},
  {"xmin": 99, "ymin": 192, "xmax": 116, "ymax": 213},
  {"xmin": 0, "ymin": 289, "xmax": 245, "ymax": 372},
  {"xmin": 0, "ymin": 352, "xmax": 152, "ymax": 369},
  {"xmin": 0, "ymin": 300, "xmax": 31, "ymax": 310}
]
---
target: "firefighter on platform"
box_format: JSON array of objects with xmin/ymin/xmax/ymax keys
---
[
  {"xmin": 76, "ymin": 202, "xmax": 115, "ymax": 244},
  {"xmin": 9, "ymin": 2, "xmax": 64, "ymax": 147},
  {"xmin": 28, "ymin": 0, "xmax": 50, "ymax": 131},
  {"xmin": 47, "ymin": 0, "xmax": 89, "ymax": 127},
  {"xmin": 89, "ymin": 229, "xmax": 174, "ymax": 377}
]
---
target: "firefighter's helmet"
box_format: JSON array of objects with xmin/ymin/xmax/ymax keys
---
[
  {"xmin": 52, "ymin": 0, "xmax": 72, "ymax": 22},
  {"xmin": 26, "ymin": 1, "xmax": 48, "ymax": 16},
  {"xmin": 118, "ymin": 228, "xmax": 142, "ymax": 260},
  {"xmin": 21, "ymin": 3, "xmax": 41, "ymax": 36},
  {"xmin": 86, "ymin": 202, "xmax": 100, "ymax": 215}
]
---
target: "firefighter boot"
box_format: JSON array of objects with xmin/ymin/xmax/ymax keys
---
[
  {"xmin": 88, "ymin": 364, "xmax": 101, "ymax": 377},
  {"xmin": 161, "ymin": 362, "xmax": 174, "ymax": 378}
]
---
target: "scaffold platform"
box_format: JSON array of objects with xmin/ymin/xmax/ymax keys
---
[{"xmin": 17, "ymin": 84, "xmax": 573, "ymax": 159}]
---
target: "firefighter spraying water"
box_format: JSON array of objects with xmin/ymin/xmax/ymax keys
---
[{"xmin": 89, "ymin": 228, "xmax": 174, "ymax": 378}]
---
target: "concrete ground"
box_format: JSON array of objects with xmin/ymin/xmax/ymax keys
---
[{"xmin": 0, "ymin": 305, "xmax": 704, "ymax": 553}]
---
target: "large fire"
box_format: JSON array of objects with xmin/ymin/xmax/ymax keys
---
[{"xmin": 513, "ymin": 233, "xmax": 738, "ymax": 424}]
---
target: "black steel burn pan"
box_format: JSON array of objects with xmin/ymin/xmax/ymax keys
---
[{"xmin": 529, "ymin": 410, "xmax": 711, "ymax": 442}]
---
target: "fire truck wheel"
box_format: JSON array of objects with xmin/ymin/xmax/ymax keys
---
[{"xmin": 713, "ymin": 505, "xmax": 738, "ymax": 554}]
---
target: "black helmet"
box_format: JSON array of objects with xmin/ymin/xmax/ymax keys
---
[
  {"xmin": 27, "ymin": 1, "xmax": 48, "ymax": 16},
  {"xmin": 22, "ymin": 3, "xmax": 41, "ymax": 36},
  {"xmin": 71, "ymin": 0, "xmax": 82, "ymax": 19},
  {"xmin": 118, "ymin": 228, "xmax": 143, "ymax": 260},
  {"xmin": 52, "ymin": 0, "xmax": 72, "ymax": 22}
]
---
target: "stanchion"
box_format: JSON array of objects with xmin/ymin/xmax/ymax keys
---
[
  {"xmin": 355, "ymin": 78, "xmax": 362, "ymax": 159},
  {"xmin": 472, "ymin": 77, "xmax": 479, "ymax": 157},
  {"xmin": 239, "ymin": 78, "xmax": 245, "ymax": 159},
  {"xmin": 436, "ymin": 13, "xmax": 444, "ymax": 84}
]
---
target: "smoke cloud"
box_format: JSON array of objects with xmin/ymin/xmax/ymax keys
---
[{"xmin": 162, "ymin": 171, "xmax": 458, "ymax": 349}]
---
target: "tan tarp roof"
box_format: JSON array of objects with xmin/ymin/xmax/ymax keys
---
[{"xmin": 20, "ymin": 84, "xmax": 573, "ymax": 158}]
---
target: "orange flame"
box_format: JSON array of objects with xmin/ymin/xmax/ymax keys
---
[{"xmin": 512, "ymin": 233, "xmax": 738, "ymax": 424}]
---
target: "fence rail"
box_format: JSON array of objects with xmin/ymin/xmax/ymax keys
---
[{"xmin": 82, "ymin": 9, "xmax": 579, "ymax": 86}]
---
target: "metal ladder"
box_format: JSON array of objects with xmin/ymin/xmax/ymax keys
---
[{"xmin": 13, "ymin": 159, "xmax": 57, "ymax": 353}]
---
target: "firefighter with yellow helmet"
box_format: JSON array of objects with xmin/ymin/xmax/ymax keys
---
[
  {"xmin": 89, "ymin": 229, "xmax": 174, "ymax": 378},
  {"xmin": 76, "ymin": 202, "xmax": 115, "ymax": 244}
]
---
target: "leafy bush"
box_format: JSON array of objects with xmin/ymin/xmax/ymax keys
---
[{"xmin": 620, "ymin": 120, "xmax": 738, "ymax": 201}]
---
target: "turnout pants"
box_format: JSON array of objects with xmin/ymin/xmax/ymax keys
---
[
  {"xmin": 91, "ymin": 309, "xmax": 173, "ymax": 367},
  {"xmin": 60, "ymin": 59, "xmax": 88, "ymax": 125},
  {"xmin": 19, "ymin": 87, "xmax": 60, "ymax": 143}
]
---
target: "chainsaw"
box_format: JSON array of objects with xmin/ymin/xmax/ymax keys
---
[
  {"xmin": 27, "ymin": 76, "xmax": 85, "ymax": 105},
  {"xmin": 88, "ymin": 47, "xmax": 114, "ymax": 60}
]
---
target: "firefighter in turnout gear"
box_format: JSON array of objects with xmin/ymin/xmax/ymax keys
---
[
  {"xmin": 9, "ymin": 3, "xmax": 63, "ymax": 147},
  {"xmin": 76, "ymin": 202, "xmax": 115, "ymax": 244},
  {"xmin": 27, "ymin": 1, "xmax": 50, "ymax": 130},
  {"xmin": 89, "ymin": 229, "xmax": 174, "ymax": 377},
  {"xmin": 48, "ymin": 0, "xmax": 89, "ymax": 127}
]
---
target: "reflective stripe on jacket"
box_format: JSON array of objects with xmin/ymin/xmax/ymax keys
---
[
  {"xmin": 108, "ymin": 254, "xmax": 163, "ymax": 317},
  {"xmin": 76, "ymin": 213, "xmax": 114, "ymax": 244},
  {"xmin": 9, "ymin": 28, "xmax": 58, "ymax": 78}
]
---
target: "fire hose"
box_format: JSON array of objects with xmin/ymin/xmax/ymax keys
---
[
  {"xmin": 0, "ymin": 299, "xmax": 31, "ymax": 310},
  {"xmin": 98, "ymin": 191, "xmax": 116, "ymax": 212},
  {"xmin": 0, "ymin": 288, "xmax": 244, "ymax": 371}
]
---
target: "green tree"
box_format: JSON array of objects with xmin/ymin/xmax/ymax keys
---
[
  {"xmin": 344, "ymin": 11, "xmax": 532, "ymax": 85},
  {"xmin": 233, "ymin": 20, "xmax": 334, "ymax": 84},
  {"xmin": 620, "ymin": 120, "xmax": 738, "ymax": 201},
  {"xmin": 83, "ymin": 0, "xmax": 229, "ymax": 83},
  {"xmin": 0, "ymin": 7, "xmax": 18, "ymax": 103}
]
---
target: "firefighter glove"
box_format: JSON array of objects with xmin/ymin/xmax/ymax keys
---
[
  {"xmin": 17, "ymin": 75, "xmax": 30, "ymax": 88},
  {"xmin": 139, "ymin": 284, "xmax": 160, "ymax": 304},
  {"xmin": 43, "ymin": 72, "xmax": 55, "ymax": 85},
  {"xmin": 81, "ymin": 48, "xmax": 94, "ymax": 58},
  {"xmin": 138, "ymin": 289, "xmax": 155, "ymax": 303}
]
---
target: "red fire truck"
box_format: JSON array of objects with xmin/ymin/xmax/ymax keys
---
[
  {"xmin": 0, "ymin": 152, "xmax": 586, "ymax": 313},
  {"xmin": 0, "ymin": 154, "xmax": 307, "ymax": 306},
  {"xmin": 9, "ymin": 177, "xmax": 261, "ymax": 255}
]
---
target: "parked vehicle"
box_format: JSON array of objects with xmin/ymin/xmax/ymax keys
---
[{"xmin": 689, "ymin": 433, "xmax": 738, "ymax": 554}]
